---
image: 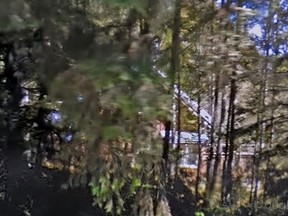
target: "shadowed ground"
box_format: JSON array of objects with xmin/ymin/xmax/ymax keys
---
[
  {"xmin": 0, "ymin": 148, "xmax": 105, "ymax": 216},
  {"xmin": 0, "ymin": 148, "xmax": 198, "ymax": 216}
]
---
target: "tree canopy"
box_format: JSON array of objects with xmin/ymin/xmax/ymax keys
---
[{"xmin": 0, "ymin": 0, "xmax": 288, "ymax": 215}]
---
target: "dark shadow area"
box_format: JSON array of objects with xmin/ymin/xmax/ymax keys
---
[
  {"xmin": 0, "ymin": 148, "xmax": 105, "ymax": 216},
  {"xmin": 167, "ymin": 179, "xmax": 197, "ymax": 216},
  {"xmin": 267, "ymin": 177, "xmax": 288, "ymax": 203},
  {"xmin": 0, "ymin": 147, "xmax": 200, "ymax": 216}
]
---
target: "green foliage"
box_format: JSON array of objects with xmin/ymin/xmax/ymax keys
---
[
  {"xmin": 2, "ymin": 0, "xmax": 288, "ymax": 215},
  {"xmin": 0, "ymin": 0, "xmax": 38, "ymax": 32},
  {"xmin": 87, "ymin": 149, "xmax": 163, "ymax": 214},
  {"xmin": 106, "ymin": 0, "xmax": 149, "ymax": 16},
  {"xmin": 90, "ymin": 175, "xmax": 125, "ymax": 214},
  {"xmin": 194, "ymin": 211, "xmax": 205, "ymax": 216},
  {"xmin": 39, "ymin": 2, "xmax": 170, "ymax": 212},
  {"xmin": 277, "ymin": 60, "xmax": 288, "ymax": 73},
  {"xmin": 0, "ymin": 0, "xmax": 173, "ymax": 214}
]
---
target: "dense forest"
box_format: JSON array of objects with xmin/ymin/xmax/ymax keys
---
[{"xmin": 0, "ymin": 0, "xmax": 288, "ymax": 215}]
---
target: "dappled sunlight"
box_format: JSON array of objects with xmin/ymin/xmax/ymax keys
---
[{"xmin": 0, "ymin": 0, "xmax": 288, "ymax": 215}]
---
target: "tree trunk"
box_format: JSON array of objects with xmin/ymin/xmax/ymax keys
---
[
  {"xmin": 263, "ymin": 0, "xmax": 279, "ymax": 200},
  {"xmin": 207, "ymin": 71, "xmax": 221, "ymax": 198},
  {"xmin": 195, "ymin": 74, "xmax": 202, "ymax": 200},
  {"xmin": 251, "ymin": 2, "xmax": 274, "ymax": 212},
  {"xmin": 170, "ymin": 0, "xmax": 182, "ymax": 177},
  {"xmin": 223, "ymin": 74, "xmax": 237, "ymax": 204},
  {"xmin": 163, "ymin": 121, "xmax": 171, "ymax": 164}
]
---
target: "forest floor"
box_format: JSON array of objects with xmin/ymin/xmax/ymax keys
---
[{"xmin": 0, "ymin": 148, "xmax": 197, "ymax": 216}]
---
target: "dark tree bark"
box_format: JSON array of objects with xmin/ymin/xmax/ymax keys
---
[
  {"xmin": 163, "ymin": 121, "xmax": 171, "ymax": 163},
  {"xmin": 223, "ymin": 74, "xmax": 237, "ymax": 204},
  {"xmin": 208, "ymin": 72, "xmax": 223, "ymax": 198},
  {"xmin": 170, "ymin": 0, "xmax": 182, "ymax": 178},
  {"xmin": 195, "ymin": 76, "xmax": 202, "ymax": 200},
  {"xmin": 251, "ymin": 1, "xmax": 274, "ymax": 210}
]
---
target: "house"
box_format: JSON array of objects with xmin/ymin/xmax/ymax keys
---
[
  {"xmin": 159, "ymin": 130, "xmax": 209, "ymax": 169},
  {"xmin": 153, "ymin": 65, "xmax": 212, "ymax": 169}
]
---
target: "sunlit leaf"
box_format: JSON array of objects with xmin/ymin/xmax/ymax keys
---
[{"xmin": 104, "ymin": 199, "xmax": 113, "ymax": 213}]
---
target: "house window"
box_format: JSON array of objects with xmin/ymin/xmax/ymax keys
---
[{"xmin": 179, "ymin": 144, "xmax": 199, "ymax": 168}]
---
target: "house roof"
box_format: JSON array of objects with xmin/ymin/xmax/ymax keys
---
[
  {"xmin": 152, "ymin": 65, "xmax": 212, "ymax": 127},
  {"xmin": 160, "ymin": 130, "xmax": 209, "ymax": 144}
]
